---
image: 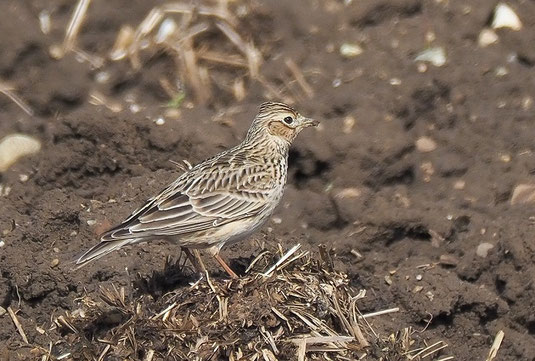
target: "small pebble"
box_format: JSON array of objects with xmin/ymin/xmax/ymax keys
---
[
  {"xmin": 415, "ymin": 47, "xmax": 446, "ymax": 67},
  {"xmin": 0, "ymin": 134, "xmax": 41, "ymax": 172},
  {"xmin": 425, "ymin": 291, "xmax": 434, "ymax": 301},
  {"xmin": 86, "ymin": 219, "xmax": 96, "ymax": 226},
  {"xmin": 389, "ymin": 78, "xmax": 402, "ymax": 86},
  {"xmin": 50, "ymin": 258, "xmax": 60, "ymax": 268},
  {"xmin": 420, "ymin": 162, "xmax": 435, "ymax": 182},
  {"xmin": 412, "ymin": 285, "xmax": 424, "ymax": 293},
  {"xmin": 521, "ymin": 96, "xmax": 533, "ymax": 110},
  {"xmin": 35, "ymin": 326, "xmax": 45, "ymax": 334},
  {"xmin": 416, "ymin": 274, "xmax": 423, "ymax": 281},
  {"xmin": 417, "ymin": 63, "xmax": 428, "ymax": 73},
  {"xmin": 332, "ymin": 78, "xmax": 342, "ymax": 88},
  {"xmin": 339, "ymin": 43, "xmax": 363, "ymax": 58},
  {"xmin": 499, "ymin": 153, "xmax": 511, "ymax": 162},
  {"xmin": 511, "ymin": 184, "xmax": 535, "ymax": 205},
  {"xmin": 95, "ymin": 71, "xmax": 110, "ymax": 84},
  {"xmin": 0, "ymin": 240, "xmax": 4, "ymax": 248},
  {"xmin": 19, "ymin": 174, "xmax": 29, "ymax": 182},
  {"xmin": 53, "ymin": 247, "xmax": 60, "ymax": 253},
  {"xmin": 416, "ymin": 136, "xmax": 437, "ymax": 152},
  {"xmin": 495, "ymin": 66, "xmax": 508, "ymax": 77},
  {"xmin": 476, "ymin": 243, "xmax": 494, "ymax": 258},
  {"xmin": 155, "ymin": 117, "xmax": 166, "ymax": 125},
  {"xmin": 491, "ymin": 3, "xmax": 522, "ymax": 31},
  {"xmin": 342, "ymin": 116, "xmax": 356, "ymax": 134},
  {"xmin": 453, "ymin": 180, "xmax": 465, "ymax": 190},
  {"xmin": 129, "ymin": 104, "xmax": 141, "ymax": 113},
  {"xmin": 384, "ymin": 275, "xmax": 393, "ymax": 285},
  {"xmin": 335, "ymin": 188, "xmax": 361, "ymax": 199},
  {"xmin": 272, "ymin": 217, "xmax": 282, "ymax": 224},
  {"xmin": 38, "ymin": 10, "xmax": 51, "ymax": 34},
  {"xmin": 155, "ymin": 18, "xmax": 178, "ymax": 44},
  {"xmin": 478, "ymin": 28, "xmax": 498, "ymax": 47},
  {"xmin": 439, "ymin": 254, "xmax": 458, "ymax": 266}
]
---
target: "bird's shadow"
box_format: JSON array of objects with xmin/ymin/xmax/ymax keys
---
[
  {"xmin": 132, "ymin": 253, "xmax": 258, "ymax": 298},
  {"xmin": 132, "ymin": 257, "xmax": 198, "ymax": 299}
]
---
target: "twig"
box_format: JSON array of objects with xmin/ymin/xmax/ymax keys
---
[
  {"xmin": 422, "ymin": 341, "xmax": 448, "ymax": 358},
  {"xmin": 262, "ymin": 244, "xmax": 301, "ymax": 277},
  {"xmin": 290, "ymin": 336, "xmax": 355, "ymax": 344},
  {"xmin": 486, "ymin": 330, "xmax": 504, "ymax": 361},
  {"xmin": 7, "ymin": 307, "xmax": 28, "ymax": 343},
  {"xmin": 297, "ymin": 339, "xmax": 306, "ymax": 361},
  {"xmin": 245, "ymin": 250, "xmax": 270, "ymax": 274},
  {"xmin": 0, "ymin": 82, "xmax": 34, "ymax": 116},
  {"xmin": 51, "ymin": 0, "xmax": 91, "ymax": 58},
  {"xmin": 349, "ymin": 298, "xmax": 369, "ymax": 347},
  {"xmin": 358, "ymin": 307, "xmax": 400, "ymax": 319},
  {"xmin": 409, "ymin": 340, "xmax": 447, "ymax": 359},
  {"xmin": 215, "ymin": 21, "xmax": 261, "ymax": 78},
  {"xmin": 97, "ymin": 344, "xmax": 111, "ymax": 361},
  {"xmin": 197, "ymin": 51, "xmax": 248, "ymax": 68},
  {"xmin": 152, "ymin": 301, "xmax": 178, "ymax": 320},
  {"xmin": 285, "ymin": 59, "xmax": 314, "ymax": 99}
]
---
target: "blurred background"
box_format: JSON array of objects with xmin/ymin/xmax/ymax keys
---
[{"xmin": 0, "ymin": 0, "xmax": 534, "ymax": 359}]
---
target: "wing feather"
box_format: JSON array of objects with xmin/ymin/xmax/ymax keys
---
[{"xmin": 99, "ymin": 153, "xmax": 276, "ymax": 242}]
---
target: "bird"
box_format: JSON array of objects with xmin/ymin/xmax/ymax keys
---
[{"xmin": 76, "ymin": 102, "xmax": 319, "ymax": 278}]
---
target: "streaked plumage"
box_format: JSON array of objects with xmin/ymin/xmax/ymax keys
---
[{"xmin": 76, "ymin": 102, "xmax": 318, "ymax": 277}]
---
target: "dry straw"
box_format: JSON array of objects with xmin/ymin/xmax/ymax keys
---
[{"xmin": 22, "ymin": 244, "xmax": 455, "ymax": 361}]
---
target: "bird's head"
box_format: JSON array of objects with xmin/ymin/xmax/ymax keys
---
[{"xmin": 246, "ymin": 102, "xmax": 319, "ymax": 145}]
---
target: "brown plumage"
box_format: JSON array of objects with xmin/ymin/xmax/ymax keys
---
[{"xmin": 76, "ymin": 102, "xmax": 318, "ymax": 277}]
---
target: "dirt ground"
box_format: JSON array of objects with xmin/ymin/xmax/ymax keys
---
[{"xmin": 1, "ymin": 0, "xmax": 535, "ymax": 360}]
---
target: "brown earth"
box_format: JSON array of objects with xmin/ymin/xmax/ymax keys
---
[{"xmin": 1, "ymin": 0, "xmax": 535, "ymax": 360}]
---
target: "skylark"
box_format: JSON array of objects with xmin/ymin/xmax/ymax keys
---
[{"xmin": 76, "ymin": 102, "xmax": 318, "ymax": 277}]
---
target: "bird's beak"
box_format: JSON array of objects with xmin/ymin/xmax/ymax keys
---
[{"xmin": 303, "ymin": 118, "xmax": 320, "ymax": 127}]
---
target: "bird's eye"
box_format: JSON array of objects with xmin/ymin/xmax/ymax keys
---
[{"xmin": 283, "ymin": 116, "xmax": 294, "ymax": 125}]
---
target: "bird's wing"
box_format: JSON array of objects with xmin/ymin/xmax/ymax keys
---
[{"xmin": 100, "ymin": 161, "xmax": 275, "ymax": 241}]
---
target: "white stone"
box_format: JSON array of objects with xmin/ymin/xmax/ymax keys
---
[
  {"xmin": 0, "ymin": 134, "xmax": 41, "ymax": 172},
  {"xmin": 511, "ymin": 184, "xmax": 535, "ymax": 205},
  {"xmin": 415, "ymin": 137, "xmax": 437, "ymax": 152},
  {"xmin": 335, "ymin": 188, "xmax": 361, "ymax": 199},
  {"xmin": 478, "ymin": 28, "xmax": 499, "ymax": 47},
  {"xmin": 491, "ymin": 3, "xmax": 522, "ymax": 31},
  {"xmin": 340, "ymin": 43, "xmax": 363, "ymax": 58},
  {"xmin": 476, "ymin": 243, "xmax": 494, "ymax": 258},
  {"xmin": 155, "ymin": 18, "xmax": 177, "ymax": 44},
  {"xmin": 415, "ymin": 47, "xmax": 446, "ymax": 67},
  {"xmin": 39, "ymin": 10, "xmax": 51, "ymax": 34},
  {"xmin": 495, "ymin": 66, "xmax": 508, "ymax": 77}
]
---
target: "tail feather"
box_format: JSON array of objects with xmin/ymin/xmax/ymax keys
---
[{"xmin": 74, "ymin": 239, "xmax": 137, "ymax": 269}]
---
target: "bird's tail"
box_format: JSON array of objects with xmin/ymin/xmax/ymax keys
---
[{"xmin": 74, "ymin": 238, "xmax": 138, "ymax": 269}]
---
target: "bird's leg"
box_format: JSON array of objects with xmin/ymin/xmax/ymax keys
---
[
  {"xmin": 182, "ymin": 247, "xmax": 207, "ymax": 275},
  {"xmin": 213, "ymin": 253, "xmax": 239, "ymax": 279}
]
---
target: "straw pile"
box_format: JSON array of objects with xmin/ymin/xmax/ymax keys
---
[{"xmin": 28, "ymin": 245, "xmax": 452, "ymax": 361}]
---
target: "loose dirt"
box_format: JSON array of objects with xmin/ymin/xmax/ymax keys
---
[{"xmin": 1, "ymin": 0, "xmax": 535, "ymax": 360}]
